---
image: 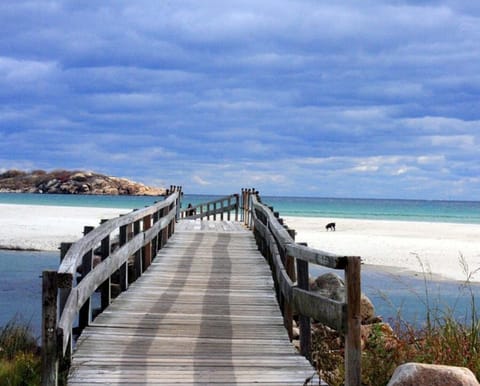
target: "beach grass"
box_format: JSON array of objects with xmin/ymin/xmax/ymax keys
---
[
  {"xmin": 314, "ymin": 255, "xmax": 480, "ymax": 386},
  {"xmin": 0, "ymin": 317, "xmax": 41, "ymax": 386},
  {"xmin": 360, "ymin": 306, "xmax": 480, "ymax": 385}
]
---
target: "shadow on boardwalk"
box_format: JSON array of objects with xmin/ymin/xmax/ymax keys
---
[{"xmin": 68, "ymin": 221, "xmax": 317, "ymax": 384}]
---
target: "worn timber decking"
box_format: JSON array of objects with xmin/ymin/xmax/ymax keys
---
[{"xmin": 68, "ymin": 220, "xmax": 319, "ymax": 385}]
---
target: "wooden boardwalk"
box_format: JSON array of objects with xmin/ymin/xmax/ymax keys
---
[{"xmin": 68, "ymin": 220, "xmax": 318, "ymax": 385}]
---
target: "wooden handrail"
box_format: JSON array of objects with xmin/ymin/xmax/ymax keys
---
[
  {"xmin": 58, "ymin": 193, "xmax": 178, "ymax": 275},
  {"xmin": 42, "ymin": 187, "xmax": 360, "ymax": 385},
  {"xmin": 247, "ymin": 191, "xmax": 361, "ymax": 386},
  {"xmin": 180, "ymin": 194, "xmax": 239, "ymax": 221},
  {"xmin": 41, "ymin": 189, "xmax": 182, "ymax": 386}
]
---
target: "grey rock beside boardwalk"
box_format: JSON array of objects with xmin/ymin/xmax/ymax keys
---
[
  {"xmin": 387, "ymin": 362, "xmax": 480, "ymax": 386},
  {"xmin": 310, "ymin": 272, "xmax": 376, "ymax": 323}
]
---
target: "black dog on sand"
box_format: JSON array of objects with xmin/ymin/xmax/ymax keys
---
[{"xmin": 325, "ymin": 222, "xmax": 336, "ymax": 231}]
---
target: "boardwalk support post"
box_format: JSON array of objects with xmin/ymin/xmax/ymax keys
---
[
  {"xmin": 345, "ymin": 256, "xmax": 362, "ymax": 386},
  {"xmin": 79, "ymin": 226, "xmax": 94, "ymax": 331},
  {"xmin": 42, "ymin": 271, "xmax": 59, "ymax": 386},
  {"xmin": 284, "ymin": 228, "xmax": 296, "ymax": 340},
  {"xmin": 143, "ymin": 214, "xmax": 152, "ymax": 270},
  {"xmin": 296, "ymin": 242, "xmax": 311, "ymax": 358},
  {"xmin": 119, "ymin": 223, "xmax": 128, "ymax": 292},
  {"xmin": 99, "ymin": 221, "xmax": 111, "ymax": 311}
]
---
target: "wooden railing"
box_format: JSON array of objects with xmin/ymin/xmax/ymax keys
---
[
  {"xmin": 243, "ymin": 189, "xmax": 361, "ymax": 386},
  {"xmin": 179, "ymin": 194, "xmax": 239, "ymax": 221},
  {"xmin": 41, "ymin": 188, "xmax": 182, "ymax": 386},
  {"xmin": 41, "ymin": 187, "xmax": 361, "ymax": 385}
]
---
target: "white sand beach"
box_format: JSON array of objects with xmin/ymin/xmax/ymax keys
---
[
  {"xmin": 0, "ymin": 203, "xmax": 479, "ymax": 282},
  {"xmin": 284, "ymin": 216, "xmax": 480, "ymax": 283},
  {"xmin": 0, "ymin": 204, "xmax": 130, "ymax": 251}
]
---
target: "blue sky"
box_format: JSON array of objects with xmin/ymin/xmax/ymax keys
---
[{"xmin": 1, "ymin": 1, "xmax": 479, "ymax": 199}]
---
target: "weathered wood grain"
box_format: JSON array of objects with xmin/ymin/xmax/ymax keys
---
[
  {"xmin": 59, "ymin": 192, "xmax": 179, "ymax": 275},
  {"xmin": 249, "ymin": 193, "xmax": 361, "ymax": 386},
  {"xmin": 67, "ymin": 221, "xmax": 318, "ymax": 385},
  {"xmin": 180, "ymin": 194, "xmax": 239, "ymax": 221}
]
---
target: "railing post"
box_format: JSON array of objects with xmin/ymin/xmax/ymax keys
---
[
  {"xmin": 247, "ymin": 189, "xmax": 252, "ymax": 227},
  {"xmin": 227, "ymin": 197, "xmax": 231, "ymax": 221},
  {"xmin": 58, "ymin": 242, "xmax": 73, "ymax": 365},
  {"xmin": 296, "ymin": 242, "xmax": 311, "ymax": 359},
  {"xmin": 240, "ymin": 189, "xmax": 244, "ymax": 222},
  {"xmin": 168, "ymin": 203, "xmax": 174, "ymax": 237},
  {"xmin": 244, "ymin": 189, "xmax": 249, "ymax": 227},
  {"xmin": 42, "ymin": 270, "xmax": 59, "ymax": 386},
  {"xmin": 345, "ymin": 256, "xmax": 362, "ymax": 386},
  {"xmin": 152, "ymin": 209, "xmax": 159, "ymax": 258},
  {"xmin": 160, "ymin": 207, "xmax": 169, "ymax": 248},
  {"xmin": 58, "ymin": 243, "xmax": 73, "ymax": 315},
  {"xmin": 284, "ymin": 229, "xmax": 296, "ymax": 340},
  {"xmin": 99, "ymin": 221, "xmax": 111, "ymax": 311},
  {"xmin": 119, "ymin": 222, "xmax": 128, "ymax": 292},
  {"xmin": 248, "ymin": 190, "xmax": 255, "ymax": 229},
  {"xmin": 79, "ymin": 226, "xmax": 94, "ymax": 331},
  {"xmin": 133, "ymin": 219, "xmax": 142, "ymax": 279},
  {"xmin": 242, "ymin": 189, "xmax": 247, "ymax": 225},
  {"xmin": 176, "ymin": 188, "xmax": 181, "ymax": 221},
  {"xmin": 143, "ymin": 214, "xmax": 152, "ymax": 270},
  {"xmin": 235, "ymin": 194, "xmax": 239, "ymax": 222}
]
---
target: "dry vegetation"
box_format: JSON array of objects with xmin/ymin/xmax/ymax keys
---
[
  {"xmin": 0, "ymin": 317, "xmax": 40, "ymax": 386},
  {"xmin": 313, "ymin": 257, "xmax": 480, "ymax": 386}
]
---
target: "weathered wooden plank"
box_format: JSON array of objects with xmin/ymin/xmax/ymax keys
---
[
  {"xmin": 67, "ymin": 222, "xmax": 317, "ymax": 385},
  {"xmin": 286, "ymin": 242, "xmax": 346, "ymax": 269}
]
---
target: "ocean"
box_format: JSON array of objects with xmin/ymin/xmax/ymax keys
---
[
  {"xmin": 2, "ymin": 192, "xmax": 480, "ymax": 224},
  {"xmin": 1, "ymin": 193, "xmax": 479, "ymax": 336}
]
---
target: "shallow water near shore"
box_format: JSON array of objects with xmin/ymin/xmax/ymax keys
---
[
  {"xmin": 0, "ymin": 250, "xmax": 58, "ymax": 337},
  {"xmin": 1, "ymin": 250, "xmax": 479, "ymax": 337},
  {"xmin": 311, "ymin": 264, "xmax": 480, "ymax": 326}
]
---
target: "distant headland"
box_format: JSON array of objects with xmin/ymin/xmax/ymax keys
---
[{"xmin": 0, "ymin": 169, "xmax": 166, "ymax": 196}]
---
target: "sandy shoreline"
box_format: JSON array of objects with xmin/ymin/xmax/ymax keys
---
[
  {"xmin": 0, "ymin": 204, "xmax": 130, "ymax": 251},
  {"xmin": 0, "ymin": 203, "xmax": 479, "ymax": 282},
  {"xmin": 284, "ymin": 216, "xmax": 480, "ymax": 283}
]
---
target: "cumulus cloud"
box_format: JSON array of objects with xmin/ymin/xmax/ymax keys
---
[
  {"xmin": 193, "ymin": 175, "xmax": 211, "ymax": 186},
  {"xmin": 0, "ymin": 1, "xmax": 479, "ymax": 199}
]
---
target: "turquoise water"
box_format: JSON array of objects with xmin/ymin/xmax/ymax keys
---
[
  {"xmin": 2, "ymin": 192, "xmax": 480, "ymax": 223},
  {"xmin": 0, "ymin": 192, "xmax": 165, "ymax": 209},
  {"xmin": 1, "ymin": 193, "xmax": 479, "ymax": 334},
  {"xmin": 182, "ymin": 194, "xmax": 480, "ymax": 224},
  {"xmin": 260, "ymin": 196, "xmax": 480, "ymax": 224}
]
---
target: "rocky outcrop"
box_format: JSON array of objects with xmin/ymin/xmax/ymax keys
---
[
  {"xmin": 0, "ymin": 169, "xmax": 166, "ymax": 196},
  {"xmin": 387, "ymin": 363, "xmax": 479, "ymax": 386}
]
